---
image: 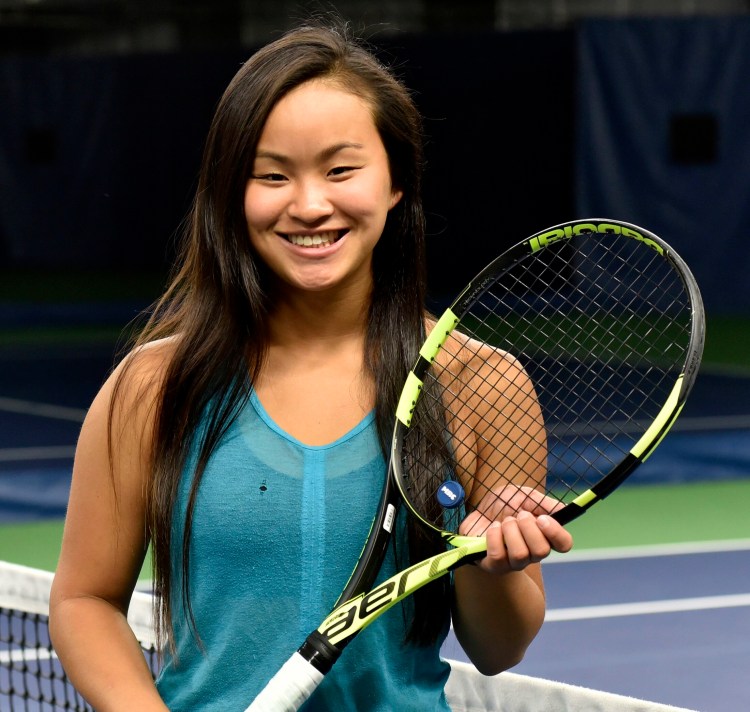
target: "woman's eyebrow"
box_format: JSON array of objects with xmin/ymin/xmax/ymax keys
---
[
  {"xmin": 319, "ymin": 142, "xmax": 365, "ymax": 161},
  {"xmin": 254, "ymin": 149, "xmax": 289, "ymax": 164},
  {"xmin": 254, "ymin": 142, "xmax": 365, "ymax": 164}
]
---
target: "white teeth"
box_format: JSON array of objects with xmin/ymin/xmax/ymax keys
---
[{"xmin": 288, "ymin": 231, "xmax": 338, "ymax": 248}]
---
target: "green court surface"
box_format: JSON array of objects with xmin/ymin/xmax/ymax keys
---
[
  {"xmin": 564, "ymin": 478, "xmax": 750, "ymax": 548},
  {"xmin": 2, "ymin": 479, "xmax": 749, "ymax": 575},
  {"xmin": 0, "ymin": 519, "xmax": 153, "ymax": 581}
]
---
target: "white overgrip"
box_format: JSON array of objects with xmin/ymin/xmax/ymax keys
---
[{"xmin": 244, "ymin": 652, "xmax": 325, "ymax": 711}]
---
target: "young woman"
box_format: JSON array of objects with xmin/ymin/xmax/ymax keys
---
[{"xmin": 49, "ymin": 22, "xmax": 573, "ymax": 711}]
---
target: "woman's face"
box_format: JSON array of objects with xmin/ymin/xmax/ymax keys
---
[{"xmin": 244, "ymin": 79, "xmax": 402, "ymax": 296}]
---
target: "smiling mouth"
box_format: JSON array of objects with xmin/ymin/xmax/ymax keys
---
[{"xmin": 283, "ymin": 230, "xmax": 346, "ymax": 248}]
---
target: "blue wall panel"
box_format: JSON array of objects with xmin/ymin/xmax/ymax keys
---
[{"xmin": 577, "ymin": 17, "xmax": 750, "ymax": 313}]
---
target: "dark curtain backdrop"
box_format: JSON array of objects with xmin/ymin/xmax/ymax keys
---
[
  {"xmin": 577, "ymin": 16, "xmax": 750, "ymax": 313},
  {"xmin": 0, "ymin": 30, "xmax": 575, "ymax": 304}
]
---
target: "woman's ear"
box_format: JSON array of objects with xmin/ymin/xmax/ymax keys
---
[{"xmin": 389, "ymin": 188, "xmax": 404, "ymax": 210}]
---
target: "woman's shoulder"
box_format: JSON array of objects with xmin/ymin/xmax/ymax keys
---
[
  {"xmin": 425, "ymin": 316, "xmax": 523, "ymax": 378},
  {"xmin": 117, "ymin": 335, "xmax": 180, "ymax": 375},
  {"xmin": 100, "ymin": 335, "xmax": 182, "ymax": 414}
]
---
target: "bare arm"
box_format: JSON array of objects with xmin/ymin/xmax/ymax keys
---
[
  {"xmin": 452, "ymin": 495, "xmax": 571, "ymax": 674},
  {"xmin": 451, "ymin": 351, "xmax": 573, "ymax": 675},
  {"xmin": 49, "ymin": 348, "xmax": 170, "ymax": 711}
]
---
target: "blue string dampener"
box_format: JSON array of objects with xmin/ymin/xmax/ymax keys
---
[{"xmin": 436, "ymin": 480, "xmax": 465, "ymax": 509}]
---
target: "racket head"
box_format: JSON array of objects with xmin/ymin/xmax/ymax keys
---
[{"xmin": 393, "ymin": 218, "xmax": 705, "ymax": 537}]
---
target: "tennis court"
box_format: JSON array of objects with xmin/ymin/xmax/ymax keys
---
[{"xmin": 1, "ymin": 303, "xmax": 749, "ymax": 711}]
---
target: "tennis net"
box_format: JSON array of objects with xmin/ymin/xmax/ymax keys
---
[
  {"xmin": 1, "ymin": 560, "xmax": 696, "ymax": 712},
  {"xmin": 0, "ymin": 560, "xmax": 155, "ymax": 711}
]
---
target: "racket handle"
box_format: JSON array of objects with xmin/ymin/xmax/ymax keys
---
[{"xmin": 244, "ymin": 652, "xmax": 324, "ymax": 711}]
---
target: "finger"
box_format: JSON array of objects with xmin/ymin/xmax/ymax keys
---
[
  {"xmin": 515, "ymin": 488, "xmax": 566, "ymax": 516},
  {"xmin": 484, "ymin": 520, "xmax": 507, "ymax": 561},
  {"xmin": 475, "ymin": 520, "xmax": 512, "ymax": 575},
  {"xmin": 476, "ymin": 486, "xmax": 564, "ymax": 521},
  {"xmin": 473, "ymin": 490, "xmax": 512, "ymax": 522},
  {"xmin": 516, "ymin": 511, "xmax": 554, "ymax": 562},
  {"xmin": 537, "ymin": 515, "xmax": 574, "ymax": 553},
  {"xmin": 459, "ymin": 510, "xmax": 487, "ymax": 537},
  {"xmin": 499, "ymin": 516, "xmax": 533, "ymax": 571}
]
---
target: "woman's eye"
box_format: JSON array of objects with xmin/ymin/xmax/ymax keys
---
[
  {"xmin": 252, "ymin": 172, "xmax": 286, "ymax": 182},
  {"xmin": 329, "ymin": 165, "xmax": 358, "ymax": 177}
]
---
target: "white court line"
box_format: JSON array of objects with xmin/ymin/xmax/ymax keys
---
[
  {"xmin": 0, "ymin": 445, "xmax": 76, "ymax": 462},
  {"xmin": 0, "ymin": 648, "xmax": 56, "ymax": 664},
  {"xmin": 0, "ymin": 397, "xmax": 87, "ymax": 422},
  {"xmin": 546, "ymin": 592, "xmax": 750, "ymax": 622},
  {"xmin": 546, "ymin": 538, "xmax": 750, "ymax": 563}
]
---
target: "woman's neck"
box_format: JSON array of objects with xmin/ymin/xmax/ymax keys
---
[
  {"xmin": 265, "ymin": 281, "xmax": 371, "ymax": 350},
  {"xmin": 254, "ymin": 283, "xmax": 375, "ymax": 445}
]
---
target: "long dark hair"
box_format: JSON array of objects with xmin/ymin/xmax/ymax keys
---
[{"xmin": 113, "ymin": 21, "xmax": 449, "ymax": 652}]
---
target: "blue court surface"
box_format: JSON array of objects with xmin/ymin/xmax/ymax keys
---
[
  {"xmin": 1, "ymin": 341, "xmax": 749, "ymax": 711},
  {"xmin": 443, "ymin": 543, "xmax": 750, "ymax": 711}
]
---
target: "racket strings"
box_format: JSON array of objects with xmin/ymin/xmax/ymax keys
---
[
  {"xmin": 402, "ymin": 340, "xmax": 549, "ymax": 533},
  {"xmin": 401, "ymin": 232, "xmax": 693, "ymax": 536}
]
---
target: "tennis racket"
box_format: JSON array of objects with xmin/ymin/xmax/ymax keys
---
[{"xmin": 245, "ymin": 218, "xmax": 705, "ymax": 711}]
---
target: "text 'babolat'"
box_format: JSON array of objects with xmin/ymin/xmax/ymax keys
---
[{"xmin": 528, "ymin": 222, "xmax": 664, "ymax": 255}]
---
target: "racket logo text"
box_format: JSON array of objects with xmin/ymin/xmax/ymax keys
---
[
  {"xmin": 529, "ymin": 222, "xmax": 664, "ymax": 255},
  {"xmin": 318, "ymin": 543, "xmax": 480, "ymax": 646}
]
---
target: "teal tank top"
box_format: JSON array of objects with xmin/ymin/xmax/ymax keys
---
[{"xmin": 155, "ymin": 392, "xmax": 451, "ymax": 711}]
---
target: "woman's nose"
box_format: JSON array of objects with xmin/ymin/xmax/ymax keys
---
[{"xmin": 287, "ymin": 178, "xmax": 334, "ymax": 223}]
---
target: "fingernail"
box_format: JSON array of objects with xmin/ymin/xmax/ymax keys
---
[{"xmin": 538, "ymin": 515, "xmax": 550, "ymax": 528}]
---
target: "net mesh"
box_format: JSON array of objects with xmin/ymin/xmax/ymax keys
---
[{"xmin": 0, "ymin": 561, "xmax": 156, "ymax": 711}]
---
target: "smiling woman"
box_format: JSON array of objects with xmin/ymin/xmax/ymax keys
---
[
  {"xmin": 244, "ymin": 79, "xmax": 402, "ymax": 296},
  {"xmin": 46, "ymin": 20, "xmax": 571, "ymax": 712}
]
